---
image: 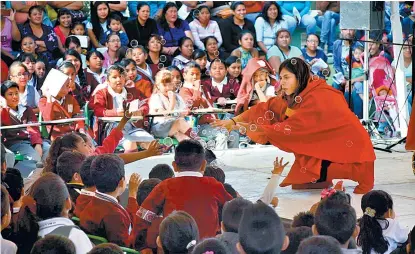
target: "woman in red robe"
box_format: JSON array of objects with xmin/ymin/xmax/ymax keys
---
[{"xmin": 213, "ymin": 58, "xmax": 376, "ymax": 194}]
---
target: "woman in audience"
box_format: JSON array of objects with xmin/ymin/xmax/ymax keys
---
[
  {"xmin": 358, "ymin": 190, "xmax": 409, "ymax": 254},
  {"xmin": 1, "ymin": 7, "xmax": 20, "ymax": 65},
  {"xmin": 103, "ymin": 32, "xmax": 121, "ymax": 68},
  {"xmin": 219, "ymin": 1, "xmax": 256, "ymax": 56},
  {"xmin": 189, "ymin": 5, "xmax": 223, "ymax": 51},
  {"xmin": 301, "ymin": 34, "xmax": 329, "ymax": 78},
  {"xmin": 267, "ymin": 29, "xmax": 303, "ymax": 74},
  {"xmin": 19, "ymin": 35, "xmax": 49, "ymax": 69},
  {"xmin": 146, "ymin": 34, "xmax": 170, "ymax": 78},
  {"xmin": 255, "ymin": 2, "xmax": 287, "ymax": 54},
  {"xmin": 9, "ymin": 61, "xmax": 40, "ymax": 112},
  {"xmin": 123, "ymin": 2, "xmax": 158, "ymax": 48},
  {"xmin": 16, "ymin": 173, "xmax": 93, "ymax": 254},
  {"xmin": 278, "ymin": 1, "xmax": 317, "ymax": 35},
  {"xmin": 204, "ymin": 36, "xmax": 225, "ymax": 64},
  {"xmin": 63, "ymin": 49, "xmax": 87, "ymax": 93},
  {"xmin": 156, "ymin": 2, "xmax": 194, "ymax": 57},
  {"xmin": 84, "ymin": 50, "xmax": 106, "ymax": 97},
  {"xmin": 87, "ymin": 2, "xmax": 110, "ymax": 48},
  {"xmin": 1, "ymin": 81, "xmax": 49, "ymax": 173},
  {"xmin": 149, "ymin": 70, "xmax": 191, "ymax": 141},
  {"xmin": 172, "ymin": 37, "xmax": 195, "ymax": 71},
  {"xmin": 53, "ymin": 8, "xmax": 72, "ymax": 47},
  {"xmin": 167, "ymin": 66, "xmax": 184, "ymax": 92},
  {"xmin": 118, "ymin": 58, "xmax": 152, "ymax": 99},
  {"xmin": 231, "ymin": 30, "xmax": 259, "ymax": 69},
  {"xmin": 17, "ymin": 5, "xmax": 64, "ymax": 66}
]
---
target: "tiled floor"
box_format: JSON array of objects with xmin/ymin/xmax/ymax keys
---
[{"xmin": 125, "ymin": 144, "xmax": 415, "ymax": 230}]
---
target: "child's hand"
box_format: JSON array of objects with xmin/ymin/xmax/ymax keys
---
[
  {"xmin": 193, "ymin": 80, "xmax": 201, "ymax": 91},
  {"xmin": 128, "ymin": 173, "xmax": 142, "ymax": 198},
  {"xmin": 272, "ymin": 157, "xmax": 289, "ymax": 175},
  {"xmin": 146, "ymin": 140, "xmax": 163, "ymax": 157},
  {"xmin": 270, "ymin": 196, "xmax": 279, "ymax": 208}
]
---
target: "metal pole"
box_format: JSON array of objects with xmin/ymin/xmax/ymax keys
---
[{"xmin": 363, "ymin": 30, "xmax": 370, "ymax": 120}]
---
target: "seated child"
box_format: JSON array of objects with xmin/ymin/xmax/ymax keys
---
[
  {"xmin": 80, "ymin": 154, "xmax": 131, "ymax": 247},
  {"xmin": 103, "ymin": 14, "xmax": 129, "ymax": 47},
  {"xmin": 375, "ymin": 85, "xmax": 399, "ymax": 135},
  {"xmin": 313, "ymin": 199, "xmax": 360, "ymax": 253},
  {"xmin": 204, "ymin": 166, "xmax": 226, "ymax": 184},
  {"xmin": 281, "ymin": 226, "xmax": 313, "ymax": 254},
  {"xmin": 217, "ymin": 197, "xmax": 253, "ymax": 254},
  {"xmin": 1, "ymin": 81, "xmax": 50, "ymax": 173},
  {"xmin": 149, "ymin": 164, "xmax": 174, "ymax": 181},
  {"xmin": 30, "ymin": 235, "xmax": 76, "ymax": 254},
  {"xmin": 192, "ymin": 49, "xmax": 209, "ymax": 80},
  {"xmin": 179, "ymin": 63, "xmax": 239, "ymax": 149},
  {"xmin": 118, "ymin": 59, "xmax": 152, "ymax": 98},
  {"xmin": 231, "ymin": 30, "xmax": 259, "ymax": 70},
  {"xmin": 192, "ymin": 238, "xmax": 229, "ymax": 254},
  {"xmin": 91, "ymin": 64, "xmax": 153, "ymax": 152},
  {"xmin": 149, "ymin": 69, "xmax": 192, "ymax": 141},
  {"xmin": 74, "ymin": 156, "xmax": 97, "ymax": 217},
  {"xmin": 58, "ymin": 61, "xmax": 87, "ymax": 108},
  {"xmin": 19, "ymin": 36, "xmax": 50, "ymax": 72},
  {"xmin": 131, "ymin": 46, "xmax": 155, "ymax": 85},
  {"xmin": 9, "ymin": 61, "xmax": 40, "ymax": 113},
  {"xmin": 297, "ymin": 236, "xmax": 343, "ymax": 254},
  {"xmin": 1, "ymin": 186, "xmax": 17, "ymax": 254},
  {"xmin": 237, "ymin": 202, "xmax": 289, "ymax": 254},
  {"xmin": 225, "ymin": 56, "xmax": 242, "ymax": 83},
  {"xmin": 357, "ymin": 190, "xmax": 409, "ymax": 254},
  {"xmin": 156, "ymin": 211, "xmax": 199, "ymax": 254},
  {"xmin": 344, "ymin": 45, "xmax": 365, "ymax": 100},
  {"xmin": 172, "ymin": 37, "xmax": 194, "ymax": 71},
  {"xmin": 39, "ymin": 68, "xmax": 85, "ymax": 141},
  {"xmin": 17, "ymin": 53, "xmax": 40, "ymax": 91},
  {"xmin": 291, "ymin": 211, "xmax": 315, "ymax": 228},
  {"xmin": 84, "ymin": 50, "xmax": 106, "ymax": 97},
  {"xmin": 131, "ymin": 140, "xmax": 233, "ymax": 249}
]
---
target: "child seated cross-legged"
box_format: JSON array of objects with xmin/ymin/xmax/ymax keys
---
[
  {"xmin": 149, "ymin": 70, "xmax": 192, "ymax": 141},
  {"xmin": 79, "ymin": 154, "xmax": 131, "ymax": 247},
  {"xmin": 131, "ymin": 140, "xmax": 233, "ymax": 250}
]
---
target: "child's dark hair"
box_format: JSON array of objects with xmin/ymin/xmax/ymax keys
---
[
  {"xmin": 107, "ymin": 13, "xmax": 122, "ymax": 29},
  {"xmin": 87, "ymin": 243, "xmax": 124, "ymax": 254},
  {"xmin": 281, "ymin": 226, "xmax": 313, "ymax": 254},
  {"xmin": 65, "ymin": 36, "xmax": 81, "ymax": 50},
  {"xmin": 205, "ymin": 149, "xmax": 216, "ymax": 164},
  {"xmin": 17, "ymin": 52, "xmax": 36, "ymax": 63},
  {"xmin": 224, "ymin": 56, "xmax": 239, "ymax": 68},
  {"xmin": 118, "ymin": 58, "xmax": 137, "ymax": 69},
  {"xmin": 159, "ymin": 211, "xmax": 200, "ymax": 254},
  {"xmin": 325, "ymin": 190, "xmax": 351, "ymax": 205},
  {"xmin": 178, "ymin": 36, "xmax": 193, "ymax": 50},
  {"xmin": 86, "ymin": 50, "xmax": 105, "ymax": 62},
  {"xmin": 91, "ymin": 154, "xmax": 125, "ymax": 193},
  {"xmin": 115, "ymin": 46, "xmax": 129, "ymax": 63},
  {"xmin": 174, "ymin": 140, "xmax": 205, "ymax": 172},
  {"xmin": 410, "ymin": 225, "xmax": 415, "ymax": 254},
  {"xmin": 58, "ymin": 60, "xmax": 76, "ymax": 73},
  {"xmin": 43, "ymin": 133, "xmax": 84, "ymax": 173},
  {"xmin": 1, "ymin": 185, "xmax": 10, "ymax": 219},
  {"xmin": 223, "ymin": 183, "xmax": 238, "ymax": 198},
  {"xmin": 4, "ymin": 168, "xmax": 24, "ymax": 202},
  {"xmin": 191, "ymin": 238, "xmax": 230, "ymax": 254},
  {"xmin": 70, "ymin": 21, "xmax": 86, "ymax": 33},
  {"xmin": 106, "ymin": 64, "xmax": 126, "ymax": 79},
  {"xmin": 1, "ymin": 80, "xmax": 19, "ymax": 97},
  {"xmin": 306, "ymin": 33, "xmax": 320, "ymax": 45},
  {"xmin": 297, "ymin": 235, "xmax": 342, "ymax": 254},
  {"xmin": 203, "ymin": 36, "xmax": 218, "ymax": 50},
  {"xmin": 56, "ymin": 151, "xmax": 87, "ymax": 183},
  {"xmin": 132, "ymin": 45, "xmax": 148, "ymax": 55},
  {"xmin": 137, "ymin": 178, "xmax": 162, "ymax": 205},
  {"xmin": 209, "ymin": 58, "xmax": 226, "ymax": 70},
  {"xmin": 314, "ymin": 200, "xmax": 357, "ymax": 245},
  {"xmin": 222, "ymin": 197, "xmax": 252, "ymax": 233},
  {"xmin": 239, "ymin": 202, "xmax": 286, "ymax": 254},
  {"xmin": 105, "ymin": 32, "xmax": 120, "ymax": 44},
  {"xmin": 192, "ymin": 49, "xmax": 206, "ymax": 61},
  {"xmin": 204, "ymin": 166, "xmax": 225, "ymax": 183},
  {"xmin": 357, "ymin": 190, "xmax": 394, "ymax": 254},
  {"xmin": 149, "ymin": 164, "xmax": 174, "ymax": 181},
  {"xmin": 30, "ymin": 235, "xmax": 76, "ymax": 254},
  {"xmin": 292, "ymin": 211, "xmax": 315, "ymax": 228},
  {"xmin": 80, "ymin": 155, "xmax": 97, "ymax": 188}
]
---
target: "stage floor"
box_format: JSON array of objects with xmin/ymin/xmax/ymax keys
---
[{"xmin": 125, "ymin": 144, "xmax": 415, "ymax": 230}]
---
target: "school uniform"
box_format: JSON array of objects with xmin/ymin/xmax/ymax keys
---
[
  {"xmin": 1, "ymin": 233, "xmax": 17, "ymax": 254},
  {"xmin": 137, "ymin": 64, "xmax": 155, "ymax": 85},
  {"xmin": 202, "ymin": 77, "xmax": 241, "ymax": 104},
  {"xmin": 80, "ymin": 191, "xmax": 132, "ymax": 247},
  {"xmin": 131, "ymin": 172, "xmax": 233, "ymax": 249},
  {"xmin": 74, "ymin": 189, "xmax": 95, "ymax": 218},
  {"xmin": 130, "ymin": 78, "xmax": 153, "ymax": 99},
  {"xmin": 84, "ymin": 68, "xmax": 106, "ymax": 100},
  {"xmin": 179, "ymin": 82, "xmax": 215, "ymax": 125}
]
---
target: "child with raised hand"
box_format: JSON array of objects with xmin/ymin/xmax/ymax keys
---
[
  {"xmin": 132, "ymin": 140, "xmax": 233, "ymax": 250},
  {"xmin": 1, "ymin": 186, "xmax": 17, "ymax": 254},
  {"xmin": 131, "ymin": 46, "xmax": 155, "ymax": 85},
  {"xmin": 118, "ymin": 58, "xmax": 152, "ymax": 99},
  {"xmin": 156, "ymin": 211, "xmax": 200, "ymax": 254},
  {"xmin": 149, "ymin": 69, "xmax": 192, "ymax": 141},
  {"xmin": 230, "ymin": 30, "xmax": 259, "ymax": 70},
  {"xmin": 104, "ymin": 14, "xmax": 129, "ymax": 47},
  {"xmin": 172, "ymin": 37, "xmax": 195, "ymax": 71},
  {"xmin": 357, "ymin": 190, "xmax": 409, "ymax": 254}
]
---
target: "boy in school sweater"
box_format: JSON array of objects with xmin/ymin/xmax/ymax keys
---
[{"xmin": 132, "ymin": 140, "xmax": 233, "ymax": 250}]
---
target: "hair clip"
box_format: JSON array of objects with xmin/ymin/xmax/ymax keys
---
[
  {"xmin": 320, "ymin": 188, "xmax": 337, "ymax": 200},
  {"xmin": 364, "ymin": 207, "xmax": 376, "ymax": 218},
  {"xmin": 186, "ymin": 240, "xmax": 196, "ymax": 250}
]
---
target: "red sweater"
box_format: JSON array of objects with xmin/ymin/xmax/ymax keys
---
[
  {"xmin": 131, "ymin": 175, "xmax": 233, "ymax": 249},
  {"xmin": 179, "ymin": 87, "xmax": 215, "ymax": 124},
  {"xmin": 202, "ymin": 78, "xmax": 241, "ymax": 104},
  {"xmin": 80, "ymin": 192, "xmax": 132, "ymax": 247}
]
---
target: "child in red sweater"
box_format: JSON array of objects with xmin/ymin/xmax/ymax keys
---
[
  {"xmin": 79, "ymin": 154, "xmax": 131, "ymax": 247},
  {"xmin": 131, "ymin": 139, "xmax": 233, "ymax": 250}
]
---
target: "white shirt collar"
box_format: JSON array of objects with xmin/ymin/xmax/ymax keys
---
[
  {"xmin": 212, "ymin": 77, "xmax": 227, "ymax": 93},
  {"xmin": 87, "ymin": 67, "xmax": 106, "ymax": 83},
  {"xmin": 175, "ymin": 171, "xmax": 203, "ymax": 178},
  {"xmin": 183, "ymin": 82, "xmax": 195, "ymax": 90},
  {"xmin": 80, "ymin": 189, "xmax": 96, "ymax": 197},
  {"xmin": 9, "ymin": 104, "xmax": 27, "ymax": 120},
  {"xmin": 38, "ymin": 217, "xmax": 74, "ymax": 230},
  {"xmin": 107, "ymin": 85, "xmax": 127, "ymax": 109},
  {"xmin": 96, "ymin": 190, "xmax": 119, "ymax": 204}
]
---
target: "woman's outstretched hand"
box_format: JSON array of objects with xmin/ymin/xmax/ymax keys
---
[{"xmin": 211, "ymin": 119, "xmax": 235, "ymax": 131}]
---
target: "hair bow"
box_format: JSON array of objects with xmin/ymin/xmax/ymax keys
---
[
  {"xmin": 364, "ymin": 207, "xmax": 376, "ymax": 218},
  {"xmin": 320, "ymin": 188, "xmax": 337, "ymax": 200},
  {"xmin": 186, "ymin": 240, "xmax": 196, "ymax": 250}
]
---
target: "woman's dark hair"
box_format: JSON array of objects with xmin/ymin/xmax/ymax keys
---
[
  {"xmin": 64, "ymin": 49, "xmax": 86, "ymax": 86},
  {"xmin": 357, "ymin": 190, "xmax": 394, "ymax": 254},
  {"xmin": 115, "ymin": 46, "xmax": 129, "ymax": 63},
  {"xmin": 148, "ymin": 34, "xmax": 164, "ymax": 53},
  {"xmin": 276, "ymin": 28, "xmax": 291, "ymax": 39},
  {"xmin": 136, "ymin": 2, "xmax": 150, "ymax": 12},
  {"xmin": 306, "ymin": 33, "xmax": 321, "ymax": 45},
  {"xmin": 43, "ymin": 133, "xmax": 83, "ymax": 173},
  {"xmin": 167, "ymin": 65, "xmax": 183, "ymax": 81},
  {"xmin": 54, "ymin": 8, "xmax": 72, "ymax": 28},
  {"xmin": 118, "ymin": 58, "xmax": 137, "ymax": 69},
  {"xmin": 70, "ymin": 21, "xmax": 86, "ymax": 33},
  {"xmin": 86, "ymin": 50, "xmax": 105, "ymax": 62},
  {"xmin": 64, "ymin": 36, "xmax": 81, "ymax": 50},
  {"xmin": 279, "ymin": 57, "xmax": 311, "ymax": 106},
  {"xmin": 257, "ymin": 1, "xmax": 283, "ymax": 24},
  {"xmin": 192, "ymin": 49, "xmax": 206, "ymax": 60},
  {"xmin": 1, "ymin": 80, "xmax": 19, "ymax": 97},
  {"xmin": 159, "ymin": 211, "xmax": 200, "ymax": 254},
  {"xmin": 90, "ymin": 1, "xmax": 110, "ymax": 44},
  {"xmin": 17, "ymin": 53, "xmax": 36, "ymax": 63},
  {"xmin": 195, "ymin": 5, "xmax": 211, "ymax": 20},
  {"xmin": 158, "ymin": 2, "xmax": 183, "ymax": 32},
  {"xmin": 106, "ymin": 64, "xmax": 126, "ymax": 78},
  {"xmin": 230, "ymin": 1, "xmax": 245, "ymax": 11},
  {"xmin": 26, "ymin": 5, "xmax": 44, "ymax": 24},
  {"xmin": 238, "ymin": 30, "xmax": 254, "ymax": 42},
  {"xmin": 178, "ymin": 36, "xmax": 193, "ymax": 49},
  {"xmin": 192, "ymin": 238, "xmax": 229, "ymax": 254}
]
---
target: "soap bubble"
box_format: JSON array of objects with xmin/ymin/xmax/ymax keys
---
[
  {"xmin": 264, "ymin": 110, "xmax": 274, "ymax": 120},
  {"xmin": 130, "ymin": 40, "xmax": 138, "ymax": 48}
]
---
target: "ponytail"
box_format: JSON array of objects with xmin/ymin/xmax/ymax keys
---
[{"xmin": 43, "ymin": 133, "xmax": 82, "ymax": 173}]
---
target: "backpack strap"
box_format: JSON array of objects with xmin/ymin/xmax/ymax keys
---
[{"xmin": 46, "ymin": 225, "xmax": 80, "ymax": 238}]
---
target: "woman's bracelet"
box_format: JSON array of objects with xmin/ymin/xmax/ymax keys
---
[{"xmin": 231, "ymin": 118, "xmax": 236, "ymax": 125}]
